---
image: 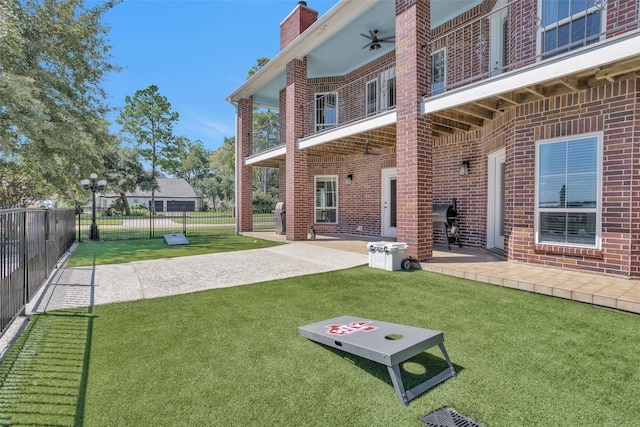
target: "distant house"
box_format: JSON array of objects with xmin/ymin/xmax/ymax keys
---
[{"xmin": 100, "ymin": 176, "xmax": 203, "ymax": 213}]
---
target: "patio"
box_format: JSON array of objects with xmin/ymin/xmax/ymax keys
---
[{"xmin": 243, "ymin": 231, "xmax": 640, "ymax": 315}]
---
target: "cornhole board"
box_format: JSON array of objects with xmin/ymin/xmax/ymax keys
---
[
  {"xmin": 298, "ymin": 315, "xmax": 456, "ymax": 406},
  {"xmin": 164, "ymin": 233, "xmax": 189, "ymax": 246}
]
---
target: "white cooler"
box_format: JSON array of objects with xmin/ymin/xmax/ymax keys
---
[{"xmin": 367, "ymin": 241, "xmax": 410, "ymax": 271}]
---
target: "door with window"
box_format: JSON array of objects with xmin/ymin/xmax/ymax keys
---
[
  {"xmin": 381, "ymin": 168, "xmax": 397, "ymax": 238},
  {"xmin": 487, "ymin": 149, "xmax": 505, "ymax": 251}
]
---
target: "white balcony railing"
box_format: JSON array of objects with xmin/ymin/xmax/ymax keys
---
[{"xmin": 301, "ymin": 62, "xmax": 397, "ymax": 139}]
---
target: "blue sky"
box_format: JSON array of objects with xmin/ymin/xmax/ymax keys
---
[{"xmin": 101, "ymin": 0, "xmax": 335, "ymax": 154}]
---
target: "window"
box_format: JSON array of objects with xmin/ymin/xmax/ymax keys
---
[
  {"xmin": 315, "ymin": 176, "xmax": 337, "ymax": 224},
  {"xmin": 366, "ymin": 79, "xmax": 377, "ymax": 116},
  {"xmin": 535, "ymin": 133, "xmax": 601, "ymax": 247},
  {"xmin": 315, "ymin": 93, "xmax": 337, "ymax": 132},
  {"xmin": 380, "ymin": 67, "xmax": 396, "ymax": 110},
  {"xmin": 540, "ymin": 0, "xmax": 604, "ymax": 59},
  {"xmin": 431, "ymin": 48, "xmax": 446, "ymax": 95}
]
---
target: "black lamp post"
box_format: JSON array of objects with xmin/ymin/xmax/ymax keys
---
[{"xmin": 81, "ymin": 173, "xmax": 106, "ymax": 241}]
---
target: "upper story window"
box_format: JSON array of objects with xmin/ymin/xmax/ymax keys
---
[
  {"xmin": 431, "ymin": 48, "xmax": 446, "ymax": 95},
  {"xmin": 315, "ymin": 176, "xmax": 337, "ymax": 224},
  {"xmin": 315, "ymin": 93, "xmax": 337, "ymax": 132},
  {"xmin": 540, "ymin": 0, "xmax": 604, "ymax": 59},
  {"xmin": 535, "ymin": 133, "xmax": 602, "ymax": 248}
]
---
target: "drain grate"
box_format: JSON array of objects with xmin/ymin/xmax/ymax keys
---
[{"xmin": 420, "ymin": 406, "xmax": 484, "ymax": 427}]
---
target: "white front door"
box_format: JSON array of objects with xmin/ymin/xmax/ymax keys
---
[
  {"xmin": 381, "ymin": 168, "xmax": 397, "ymax": 238},
  {"xmin": 487, "ymin": 149, "xmax": 505, "ymax": 250}
]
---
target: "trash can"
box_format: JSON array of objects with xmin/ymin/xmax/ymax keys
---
[
  {"xmin": 275, "ymin": 202, "xmax": 286, "ymax": 235},
  {"xmin": 367, "ymin": 242, "xmax": 410, "ymax": 271}
]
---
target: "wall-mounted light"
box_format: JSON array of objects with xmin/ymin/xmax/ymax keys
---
[
  {"xmin": 346, "ymin": 173, "xmax": 353, "ymax": 184},
  {"xmin": 459, "ymin": 160, "xmax": 470, "ymax": 176}
]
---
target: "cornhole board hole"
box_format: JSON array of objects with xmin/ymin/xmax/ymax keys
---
[
  {"xmin": 164, "ymin": 233, "xmax": 189, "ymax": 246},
  {"xmin": 298, "ymin": 315, "xmax": 456, "ymax": 406}
]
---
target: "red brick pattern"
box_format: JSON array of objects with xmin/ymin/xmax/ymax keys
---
[
  {"xmin": 307, "ymin": 150, "xmax": 396, "ymax": 236},
  {"xmin": 237, "ymin": 98, "xmax": 254, "ymax": 232},
  {"xmin": 395, "ymin": 0, "xmax": 433, "ymax": 261},
  {"xmin": 280, "ymin": 2, "xmax": 318, "ymax": 51},
  {"xmin": 285, "ymin": 58, "xmax": 310, "ymax": 240}
]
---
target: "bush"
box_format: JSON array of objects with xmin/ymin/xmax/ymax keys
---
[{"xmin": 252, "ymin": 192, "xmax": 278, "ymax": 214}]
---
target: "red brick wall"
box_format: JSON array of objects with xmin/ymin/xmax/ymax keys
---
[
  {"xmin": 429, "ymin": 76, "xmax": 638, "ymax": 276},
  {"xmin": 237, "ymin": 98, "xmax": 254, "ymax": 232},
  {"xmin": 307, "ymin": 150, "xmax": 396, "ymax": 236},
  {"xmin": 280, "ymin": 2, "xmax": 318, "ymax": 51},
  {"xmin": 285, "ymin": 58, "xmax": 310, "ymax": 240},
  {"xmin": 396, "ymin": 0, "xmax": 433, "ymax": 261},
  {"xmin": 507, "ymin": 78, "xmax": 638, "ymax": 276},
  {"xmin": 630, "ymin": 77, "xmax": 640, "ymax": 276}
]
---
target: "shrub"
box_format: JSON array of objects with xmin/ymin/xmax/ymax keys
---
[{"xmin": 252, "ymin": 192, "xmax": 278, "ymax": 214}]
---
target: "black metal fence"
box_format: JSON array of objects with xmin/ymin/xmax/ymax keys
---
[
  {"xmin": 77, "ymin": 208, "xmax": 275, "ymax": 241},
  {"xmin": 1, "ymin": 208, "xmax": 76, "ymax": 334}
]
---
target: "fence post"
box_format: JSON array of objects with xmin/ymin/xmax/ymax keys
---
[
  {"xmin": 183, "ymin": 207, "xmax": 187, "ymax": 236},
  {"xmin": 21, "ymin": 209, "xmax": 28, "ymax": 305}
]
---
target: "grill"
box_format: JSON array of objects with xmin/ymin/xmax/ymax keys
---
[
  {"xmin": 420, "ymin": 406, "xmax": 484, "ymax": 427},
  {"xmin": 433, "ymin": 199, "xmax": 461, "ymax": 250}
]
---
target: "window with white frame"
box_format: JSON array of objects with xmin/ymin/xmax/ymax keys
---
[
  {"xmin": 535, "ymin": 133, "xmax": 601, "ymax": 247},
  {"xmin": 540, "ymin": 0, "xmax": 604, "ymax": 59},
  {"xmin": 315, "ymin": 93, "xmax": 337, "ymax": 132},
  {"xmin": 431, "ymin": 48, "xmax": 446, "ymax": 95},
  {"xmin": 380, "ymin": 67, "xmax": 396, "ymax": 110},
  {"xmin": 315, "ymin": 176, "xmax": 337, "ymax": 224},
  {"xmin": 366, "ymin": 79, "xmax": 377, "ymax": 116}
]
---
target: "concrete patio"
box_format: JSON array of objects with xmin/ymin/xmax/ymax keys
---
[{"xmin": 243, "ymin": 231, "xmax": 640, "ymax": 315}]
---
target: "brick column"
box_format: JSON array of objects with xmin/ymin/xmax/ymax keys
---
[
  {"xmin": 237, "ymin": 97, "xmax": 253, "ymax": 232},
  {"xmin": 285, "ymin": 58, "xmax": 309, "ymax": 240},
  {"xmin": 395, "ymin": 0, "xmax": 433, "ymax": 261}
]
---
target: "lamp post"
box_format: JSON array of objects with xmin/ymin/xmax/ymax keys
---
[{"xmin": 81, "ymin": 173, "xmax": 106, "ymax": 241}]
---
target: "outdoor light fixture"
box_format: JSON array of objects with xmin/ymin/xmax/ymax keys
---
[
  {"xmin": 459, "ymin": 160, "xmax": 470, "ymax": 176},
  {"xmin": 370, "ymin": 42, "xmax": 382, "ymax": 50},
  {"xmin": 81, "ymin": 173, "xmax": 107, "ymax": 241},
  {"xmin": 346, "ymin": 173, "xmax": 353, "ymax": 184}
]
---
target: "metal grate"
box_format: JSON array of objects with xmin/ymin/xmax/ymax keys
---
[{"xmin": 420, "ymin": 406, "xmax": 484, "ymax": 427}]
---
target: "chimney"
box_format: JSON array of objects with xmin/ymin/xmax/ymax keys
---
[{"xmin": 280, "ymin": 1, "xmax": 318, "ymax": 51}]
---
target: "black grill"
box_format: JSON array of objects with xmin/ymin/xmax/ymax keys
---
[
  {"xmin": 420, "ymin": 406, "xmax": 484, "ymax": 427},
  {"xmin": 433, "ymin": 199, "xmax": 461, "ymax": 250}
]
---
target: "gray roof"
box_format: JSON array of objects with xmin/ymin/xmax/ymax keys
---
[{"xmin": 103, "ymin": 177, "xmax": 200, "ymax": 199}]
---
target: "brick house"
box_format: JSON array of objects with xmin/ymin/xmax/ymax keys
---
[{"xmin": 228, "ymin": 0, "xmax": 640, "ymax": 278}]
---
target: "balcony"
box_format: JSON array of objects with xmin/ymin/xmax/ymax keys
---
[
  {"xmin": 423, "ymin": 0, "xmax": 640, "ymax": 136},
  {"xmin": 300, "ymin": 61, "xmax": 397, "ymax": 146}
]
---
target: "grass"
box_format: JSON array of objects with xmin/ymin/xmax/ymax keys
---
[
  {"xmin": 67, "ymin": 235, "xmax": 283, "ymax": 266},
  {"xmin": 1, "ymin": 266, "xmax": 639, "ymax": 426}
]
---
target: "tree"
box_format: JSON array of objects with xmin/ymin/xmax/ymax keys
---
[
  {"xmin": 0, "ymin": 0, "xmax": 120, "ymax": 196},
  {"xmin": 181, "ymin": 142, "xmax": 212, "ymax": 188},
  {"xmin": 117, "ymin": 85, "xmax": 179, "ymax": 213},
  {"xmin": 102, "ymin": 146, "xmax": 154, "ymax": 215},
  {"xmin": 247, "ymin": 57, "xmax": 270, "ymax": 79},
  {"xmin": 209, "ymin": 136, "xmax": 235, "ymax": 207},
  {"xmin": 247, "ymin": 59, "xmax": 280, "ymax": 199}
]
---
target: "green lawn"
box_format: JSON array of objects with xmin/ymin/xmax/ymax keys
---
[
  {"xmin": 67, "ymin": 235, "xmax": 283, "ymax": 266},
  {"xmin": 1, "ymin": 267, "xmax": 639, "ymax": 426}
]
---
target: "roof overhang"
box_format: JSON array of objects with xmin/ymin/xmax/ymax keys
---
[
  {"xmin": 227, "ymin": 0, "xmax": 375, "ymax": 106},
  {"xmin": 227, "ymin": 0, "xmax": 482, "ymax": 108}
]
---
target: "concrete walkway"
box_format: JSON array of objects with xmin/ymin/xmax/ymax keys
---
[{"xmin": 27, "ymin": 242, "xmax": 368, "ymax": 314}]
